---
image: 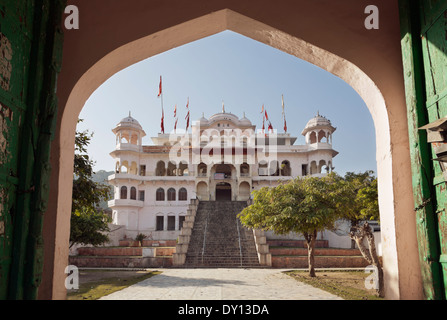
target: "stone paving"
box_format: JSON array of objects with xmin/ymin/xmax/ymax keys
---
[{"xmin": 100, "ymin": 268, "xmax": 342, "ymax": 300}]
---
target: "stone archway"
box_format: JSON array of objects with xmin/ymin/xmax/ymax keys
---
[{"xmin": 47, "ymin": 4, "xmax": 420, "ymax": 299}]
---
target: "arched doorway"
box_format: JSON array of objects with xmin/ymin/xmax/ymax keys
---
[
  {"xmin": 47, "ymin": 6, "xmax": 420, "ymax": 299},
  {"xmin": 216, "ymin": 182, "xmax": 232, "ymax": 201}
]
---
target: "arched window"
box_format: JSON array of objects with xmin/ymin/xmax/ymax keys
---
[
  {"xmin": 156, "ymin": 188, "xmax": 165, "ymax": 201},
  {"xmin": 120, "ymin": 186, "xmax": 127, "ymax": 199},
  {"xmin": 130, "ymin": 187, "xmax": 137, "ymax": 200},
  {"xmin": 167, "ymin": 188, "xmax": 176, "ymax": 201},
  {"xmin": 179, "ymin": 188, "xmax": 187, "ymax": 201}
]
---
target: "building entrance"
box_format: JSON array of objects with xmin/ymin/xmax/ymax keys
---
[{"xmin": 216, "ymin": 182, "xmax": 232, "ymax": 201}]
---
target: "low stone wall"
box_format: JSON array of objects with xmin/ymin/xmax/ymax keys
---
[
  {"xmin": 272, "ymin": 256, "xmax": 369, "ymax": 268},
  {"xmin": 69, "ymin": 256, "xmax": 172, "ymax": 268}
]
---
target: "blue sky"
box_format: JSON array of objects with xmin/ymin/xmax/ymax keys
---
[{"xmin": 78, "ymin": 30, "xmax": 376, "ymax": 176}]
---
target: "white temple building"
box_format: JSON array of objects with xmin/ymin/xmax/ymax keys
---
[{"xmin": 107, "ymin": 110, "xmax": 339, "ymax": 241}]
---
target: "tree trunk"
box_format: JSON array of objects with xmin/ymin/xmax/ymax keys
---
[
  {"xmin": 350, "ymin": 222, "xmax": 384, "ymax": 298},
  {"xmin": 364, "ymin": 222, "xmax": 384, "ymax": 298},
  {"xmin": 304, "ymin": 230, "xmax": 317, "ymax": 277}
]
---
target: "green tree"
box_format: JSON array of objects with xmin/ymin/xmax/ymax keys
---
[
  {"xmin": 339, "ymin": 171, "xmax": 383, "ymax": 297},
  {"xmin": 238, "ymin": 173, "xmax": 344, "ymax": 277},
  {"xmin": 70, "ymin": 120, "xmax": 112, "ymax": 248}
]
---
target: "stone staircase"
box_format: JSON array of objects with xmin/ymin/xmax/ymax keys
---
[{"xmin": 181, "ymin": 201, "xmax": 261, "ymax": 268}]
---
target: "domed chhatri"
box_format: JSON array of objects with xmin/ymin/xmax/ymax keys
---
[{"xmin": 301, "ymin": 112, "xmax": 336, "ymax": 145}]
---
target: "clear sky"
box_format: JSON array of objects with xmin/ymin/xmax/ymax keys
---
[{"xmin": 77, "ymin": 30, "xmax": 376, "ymax": 176}]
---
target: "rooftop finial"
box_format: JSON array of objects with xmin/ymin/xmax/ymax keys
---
[
  {"xmin": 222, "ymin": 100, "xmax": 225, "ymax": 113},
  {"xmin": 129, "ymin": 111, "xmax": 131, "ymax": 117}
]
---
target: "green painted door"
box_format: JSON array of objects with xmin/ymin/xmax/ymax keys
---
[
  {"xmin": 0, "ymin": 1, "xmax": 34, "ymax": 300},
  {"xmin": 400, "ymin": 0, "xmax": 447, "ymax": 299},
  {"xmin": 420, "ymin": 0, "xmax": 447, "ymax": 298},
  {"xmin": 0, "ymin": 0, "xmax": 66, "ymax": 299}
]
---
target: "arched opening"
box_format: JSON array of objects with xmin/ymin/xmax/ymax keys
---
[
  {"xmin": 310, "ymin": 161, "xmax": 317, "ymax": 175},
  {"xmin": 196, "ymin": 181, "xmax": 208, "ymax": 201},
  {"xmin": 317, "ymin": 130, "xmax": 326, "ymax": 143},
  {"xmin": 120, "ymin": 186, "xmax": 128, "ymax": 199},
  {"xmin": 318, "ymin": 160, "xmax": 327, "ymax": 174},
  {"xmin": 240, "ymin": 163, "xmax": 250, "ymax": 176},
  {"xmin": 281, "ymin": 160, "xmax": 291, "ymax": 176},
  {"xmin": 156, "ymin": 188, "xmax": 165, "ymax": 201},
  {"xmin": 198, "ymin": 162, "xmax": 207, "ymax": 177},
  {"xmin": 130, "ymin": 187, "xmax": 137, "ymax": 200},
  {"xmin": 216, "ymin": 182, "xmax": 232, "ymax": 201},
  {"xmin": 121, "ymin": 160, "xmax": 129, "ymax": 173},
  {"xmin": 51, "ymin": 8, "xmax": 419, "ymax": 299},
  {"xmin": 269, "ymin": 160, "xmax": 279, "ymax": 176},
  {"xmin": 309, "ymin": 131, "xmax": 317, "ymax": 144},
  {"xmin": 130, "ymin": 162, "xmax": 138, "ymax": 175},
  {"xmin": 178, "ymin": 188, "xmax": 188, "ymax": 201},
  {"xmin": 178, "ymin": 161, "xmax": 189, "ymax": 176},
  {"xmin": 167, "ymin": 161, "xmax": 177, "ymax": 176},
  {"xmin": 239, "ymin": 181, "xmax": 251, "ymax": 201},
  {"xmin": 155, "ymin": 161, "xmax": 166, "ymax": 176},
  {"xmin": 258, "ymin": 160, "xmax": 268, "ymax": 176},
  {"xmin": 167, "ymin": 188, "xmax": 176, "ymax": 201}
]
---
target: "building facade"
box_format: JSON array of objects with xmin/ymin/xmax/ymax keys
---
[{"xmin": 108, "ymin": 110, "xmax": 338, "ymax": 241}]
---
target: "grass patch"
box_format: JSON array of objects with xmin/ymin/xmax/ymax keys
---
[
  {"xmin": 67, "ymin": 270, "xmax": 161, "ymax": 300},
  {"xmin": 285, "ymin": 270, "xmax": 384, "ymax": 300}
]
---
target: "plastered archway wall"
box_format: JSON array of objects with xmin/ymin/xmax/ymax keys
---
[{"xmin": 46, "ymin": 3, "xmax": 420, "ymax": 300}]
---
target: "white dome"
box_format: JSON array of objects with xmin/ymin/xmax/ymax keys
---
[
  {"xmin": 117, "ymin": 114, "xmax": 142, "ymax": 130},
  {"xmin": 301, "ymin": 112, "xmax": 335, "ymax": 136},
  {"xmin": 239, "ymin": 112, "xmax": 252, "ymax": 126},
  {"xmin": 304, "ymin": 114, "xmax": 332, "ymax": 129}
]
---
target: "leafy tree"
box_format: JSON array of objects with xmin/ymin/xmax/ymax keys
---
[
  {"xmin": 338, "ymin": 171, "xmax": 383, "ymax": 297},
  {"xmin": 238, "ymin": 173, "xmax": 344, "ymax": 277},
  {"xmin": 70, "ymin": 120, "xmax": 112, "ymax": 248}
]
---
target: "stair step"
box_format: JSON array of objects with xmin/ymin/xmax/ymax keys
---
[{"xmin": 184, "ymin": 201, "xmax": 260, "ymax": 268}]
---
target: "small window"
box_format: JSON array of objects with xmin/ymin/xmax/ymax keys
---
[
  {"xmin": 167, "ymin": 216, "xmax": 176, "ymax": 231},
  {"xmin": 120, "ymin": 186, "xmax": 127, "ymax": 199},
  {"xmin": 179, "ymin": 188, "xmax": 187, "ymax": 201},
  {"xmin": 156, "ymin": 188, "xmax": 165, "ymax": 201},
  {"xmin": 167, "ymin": 188, "xmax": 176, "ymax": 201},
  {"xmin": 156, "ymin": 216, "xmax": 164, "ymax": 231},
  {"xmin": 139, "ymin": 190, "xmax": 145, "ymax": 201}
]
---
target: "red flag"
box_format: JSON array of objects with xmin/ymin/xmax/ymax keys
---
[
  {"xmin": 265, "ymin": 110, "xmax": 269, "ymax": 121},
  {"xmin": 268, "ymin": 121, "xmax": 273, "ymax": 133},
  {"xmin": 174, "ymin": 118, "xmax": 178, "ymax": 133},
  {"xmin": 174, "ymin": 104, "xmax": 177, "ymax": 118},
  {"xmin": 260, "ymin": 104, "xmax": 264, "ymax": 114},
  {"xmin": 262, "ymin": 117, "xmax": 265, "ymax": 133},
  {"xmin": 158, "ymin": 76, "xmax": 162, "ymax": 97},
  {"xmin": 160, "ymin": 108, "xmax": 164, "ymax": 133},
  {"xmin": 185, "ymin": 112, "xmax": 190, "ymax": 131},
  {"xmin": 284, "ymin": 118, "xmax": 287, "ymax": 133}
]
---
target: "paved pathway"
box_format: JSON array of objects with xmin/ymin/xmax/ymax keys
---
[{"xmin": 100, "ymin": 268, "xmax": 342, "ymax": 300}]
